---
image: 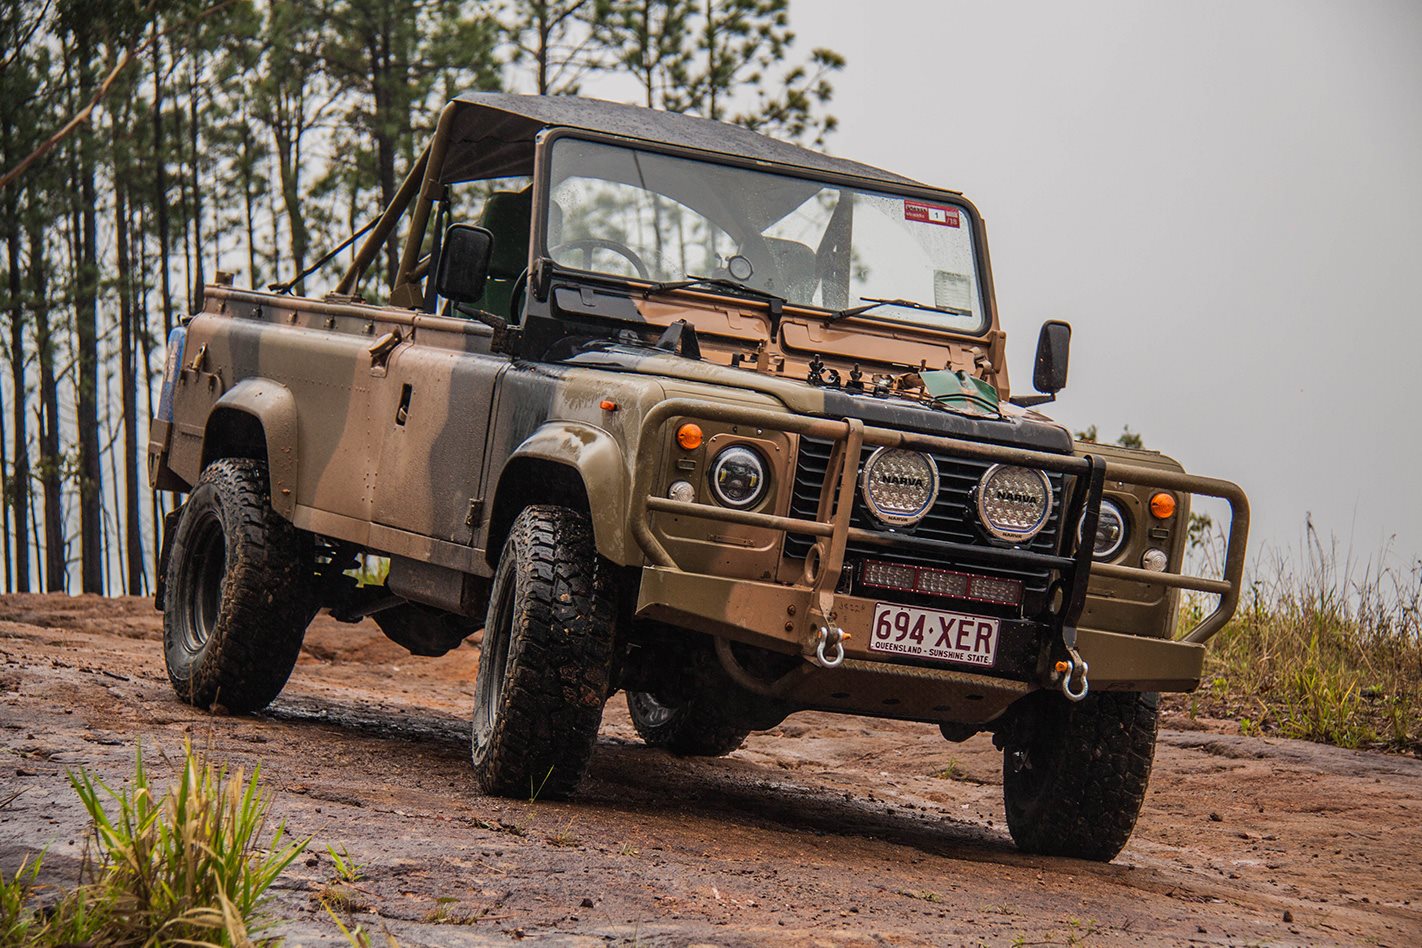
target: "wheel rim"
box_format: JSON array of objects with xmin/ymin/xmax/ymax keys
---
[
  {"xmin": 474, "ymin": 577, "xmax": 514, "ymax": 746},
  {"xmin": 183, "ymin": 511, "xmax": 226, "ymax": 653},
  {"xmin": 629, "ymin": 691, "xmax": 678, "ymax": 728}
]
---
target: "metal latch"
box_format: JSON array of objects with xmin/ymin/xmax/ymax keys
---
[
  {"xmin": 368, "ymin": 328, "xmax": 402, "ymax": 367},
  {"xmin": 464, "ymin": 498, "xmax": 483, "ymax": 528}
]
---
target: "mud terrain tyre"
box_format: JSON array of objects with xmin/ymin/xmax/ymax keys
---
[
  {"xmin": 1001, "ymin": 691, "xmax": 1159, "ymax": 862},
  {"xmin": 163, "ymin": 458, "xmax": 311, "ymax": 713},
  {"xmin": 472, "ymin": 505, "xmax": 616, "ymax": 799},
  {"xmin": 626, "ymin": 691, "xmax": 750, "ymax": 757}
]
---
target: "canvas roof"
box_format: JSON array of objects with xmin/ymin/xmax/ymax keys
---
[{"xmin": 439, "ymin": 92, "xmax": 920, "ymax": 187}]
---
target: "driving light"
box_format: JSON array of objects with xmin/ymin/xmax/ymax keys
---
[
  {"xmin": 860, "ymin": 448, "xmax": 939, "ymax": 526},
  {"xmin": 667, "ymin": 480, "xmax": 696, "ymax": 504},
  {"xmin": 676, "ymin": 423, "xmax": 703, "ymax": 450},
  {"xmin": 709, "ymin": 445, "xmax": 768, "ymax": 508},
  {"xmin": 1080, "ymin": 499, "xmax": 1128, "ymax": 560},
  {"xmin": 1149, "ymin": 491, "xmax": 1177, "ymax": 519},
  {"xmin": 1141, "ymin": 548, "xmax": 1169, "ymax": 572},
  {"xmin": 860, "ymin": 558, "xmax": 1023, "ymax": 607},
  {"xmin": 977, "ymin": 465, "xmax": 1052, "ymax": 542}
]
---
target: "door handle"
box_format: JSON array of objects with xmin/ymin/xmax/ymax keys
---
[{"xmin": 395, "ymin": 383, "xmax": 412, "ymax": 425}]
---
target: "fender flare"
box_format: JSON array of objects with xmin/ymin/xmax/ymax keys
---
[
  {"xmin": 493, "ymin": 421, "xmax": 632, "ymax": 564},
  {"xmin": 204, "ymin": 378, "xmax": 300, "ymax": 519}
]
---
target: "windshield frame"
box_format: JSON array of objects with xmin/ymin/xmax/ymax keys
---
[{"xmin": 529, "ymin": 127, "xmax": 999, "ymax": 340}]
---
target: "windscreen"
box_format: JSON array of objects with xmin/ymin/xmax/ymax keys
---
[{"xmin": 545, "ymin": 137, "xmax": 987, "ymax": 334}]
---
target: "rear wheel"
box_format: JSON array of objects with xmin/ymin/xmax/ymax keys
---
[
  {"xmin": 1001, "ymin": 691, "xmax": 1160, "ymax": 861},
  {"xmin": 471, "ymin": 505, "xmax": 617, "ymax": 799},
  {"xmin": 163, "ymin": 458, "xmax": 311, "ymax": 712},
  {"xmin": 626, "ymin": 690, "xmax": 750, "ymax": 757}
]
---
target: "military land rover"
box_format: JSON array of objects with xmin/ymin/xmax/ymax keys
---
[{"xmin": 148, "ymin": 93, "xmax": 1248, "ymax": 861}]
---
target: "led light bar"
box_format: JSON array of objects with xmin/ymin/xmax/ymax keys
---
[{"xmin": 860, "ymin": 558, "xmax": 1024, "ymax": 607}]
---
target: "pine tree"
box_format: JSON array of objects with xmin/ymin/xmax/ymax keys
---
[
  {"xmin": 503, "ymin": 0, "xmax": 604, "ymax": 95},
  {"xmin": 0, "ymin": 0, "xmax": 39, "ymax": 591},
  {"xmin": 0, "ymin": 0, "xmax": 846, "ymax": 594},
  {"xmin": 595, "ymin": 0, "xmax": 697, "ymax": 110},
  {"xmin": 252, "ymin": 0, "xmax": 331, "ymax": 293},
  {"xmin": 323, "ymin": 0, "xmax": 501, "ymax": 291},
  {"xmin": 56, "ymin": 1, "xmax": 106, "ymax": 594}
]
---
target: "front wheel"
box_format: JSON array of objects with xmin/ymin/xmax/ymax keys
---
[
  {"xmin": 1001, "ymin": 691, "xmax": 1160, "ymax": 862},
  {"xmin": 471, "ymin": 505, "xmax": 617, "ymax": 799},
  {"xmin": 163, "ymin": 458, "xmax": 311, "ymax": 712}
]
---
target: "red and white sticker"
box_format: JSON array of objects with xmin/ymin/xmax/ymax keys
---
[{"xmin": 904, "ymin": 199, "xmax": 961, "ymax": 227}]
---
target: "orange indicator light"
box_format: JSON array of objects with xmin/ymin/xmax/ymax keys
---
[
  {"xmin": 599, "ymin": 399, "xmax": 618, "ymax": 412},
  {"xmin": 1149, "ymin": 492, "xmax": 1177, "ymax": 519},
  {"xmin": 676, "ymin": 423, "xmax": 703, "ymax": 451}
]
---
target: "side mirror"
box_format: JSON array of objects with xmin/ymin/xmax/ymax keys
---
[
  {"xmin": 1032, "ymin": 320, "xmax": 1071, "ymax": 395},
  {"xmin": 435, "ymin": 224, "xmax": 493, "ymax": 305}
]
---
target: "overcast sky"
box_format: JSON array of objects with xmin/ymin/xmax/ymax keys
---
[{"xmin": 780, "ymin": 0, "xmax": 1422, "ymax": 571}]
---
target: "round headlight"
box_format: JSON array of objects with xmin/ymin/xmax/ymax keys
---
[
  {"xmin": 977, "ymin": 465, "xmax": 1052, "ymax": 542},
  {"xmin": 860, "ymin": 448, "xmax": 940, "ymax": 526},
  {"xmin": 1080, "ymin": 499, "xmax": 1128, "ymax": 560},
  {"xmin": 709, "ymin": 445, "xmax": 768, "ymax": 508}
]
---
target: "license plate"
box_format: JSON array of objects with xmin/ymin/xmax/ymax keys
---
[{"xmin": 868, "ymin": 602, "xmax": 999, "ymax": 668}]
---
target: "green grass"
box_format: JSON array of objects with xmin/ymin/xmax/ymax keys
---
[
  {"xmin": 1176, "ymin": 523, "xmax": 1421, "ymax": 753},
  {"xmin": 1, "ymin": 740, "xmax": 309, "ymax": 946},
  {"xmin": 326, "ymin": 845, "xmax": 364, "ymax": 884}
]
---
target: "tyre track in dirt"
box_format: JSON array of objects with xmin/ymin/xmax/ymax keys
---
[{"xmin": 1, "ymin": 594, "xmax": 1418, "ymax": 946}]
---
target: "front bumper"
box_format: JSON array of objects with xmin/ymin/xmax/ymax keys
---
[{"xmin": 629, "ymin": 398, "xmax": 1247, "ymax": 715}]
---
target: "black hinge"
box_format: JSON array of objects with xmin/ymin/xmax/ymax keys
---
[{"xmin": 464, "ymin": 499, "xmax": 484, "ymax": 528}]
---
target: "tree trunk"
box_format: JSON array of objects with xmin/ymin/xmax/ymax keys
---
[
  {"xmin": 136, "ymin": 190, "xmax": 163, "ymax": 588},
  {"xmin": 71, "ymin": 27, "xmax": 104, "ymax": 594},
  {"xmin": 275, "ymin": 122, "xmax": 308, "ymax": 292},
  {"xmin": 152, "ymin": 34, "xmax": 174, "ymax": 334},
  {"xmin": 113, "ymin": 114, "xmax": 142, "ymax": 596},
  {"xmin": 1, "ymin": 360, "xmax": 9, "ymax": 592},
  {"xmin": 27, "ymin": 453, "xmax": 42, "ymax": 591},
  {"xmin": 368, "ymin": 13, "xmax": 401, "ymax": 291},
  {"xmin": 240, "ymin": 115, "xmax": 258, "ymax": 287},
  {"xmin": 103, "ymin": 397, "xmax": 122, "ymax": 588},
  {"xmin": 0, "ymin": 363, "xmax": 8, "ymax": 594},
  {"xmin": 3, "ymin": 114, "xmax": 29, "ymax": 591},
  {"xmin": 537, "ymin": 7, "xmax": 550, "ymax": 95},
  {"xmin": 188, "ymin": 43, "xmax": 205, "ymax": 313},
  {"xmin": 30, "ymin": 215, "xmax": 65, "ymax": 592}
]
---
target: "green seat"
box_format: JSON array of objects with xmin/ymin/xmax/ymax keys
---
[{"xmin": 476, "ymin": 188, "xmax": 532, "ymax": 318}]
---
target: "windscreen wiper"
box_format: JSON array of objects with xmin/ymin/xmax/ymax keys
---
[
  {"xmin": 826, "ymin": 296, "xmax": 969, "ymax": 324},
  {"xmin": 642, "ymin": 274, "xmax": 786, "ymax": 316}
]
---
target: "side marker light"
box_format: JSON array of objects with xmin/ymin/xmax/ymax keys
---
[
  {"xmin": 1149, "ymin": 492, "xmax": 1176, "ymax": 519},
  {"xmin": 676, "ymin": 423, "xmax": 703, "ymax": 450}
]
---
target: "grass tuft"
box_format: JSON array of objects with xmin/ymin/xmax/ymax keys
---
[
  {"xmin": 1, "ymin": 739, "xmax": 309, "ymax": 946},
  {"xmin": 1177, "ymin": 521, "xmax": 1422, "ymax": 753}
]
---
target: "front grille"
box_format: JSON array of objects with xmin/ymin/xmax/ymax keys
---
[{"xmin": 784, "ymin": 437, "xmax": 1065, "ymax": 608}]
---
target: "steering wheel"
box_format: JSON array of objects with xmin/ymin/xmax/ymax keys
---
[{"xmin": 550, "ymin": 238, "xmax": 651, "ymax": 279}]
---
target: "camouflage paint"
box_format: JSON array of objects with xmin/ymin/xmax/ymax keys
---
[{"xmin": 149, "ymin": 96, "xmax": 1250, "ymax": 733}]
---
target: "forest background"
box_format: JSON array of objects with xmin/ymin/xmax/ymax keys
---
[{"xmin": 0, "ymin": 0, "xmax": 844, "ymax": 596}]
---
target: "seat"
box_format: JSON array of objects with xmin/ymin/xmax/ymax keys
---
[
  {"xmin": 762, "ymin": 237, "xmax": 818, "ymax": 301},
  {"xmin": 477, "ymin": 188, "xmax": 532, "ymax": 317}
]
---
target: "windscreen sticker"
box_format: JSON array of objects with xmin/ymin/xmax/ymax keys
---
[{"xmin": 904, "ymin": 200, "xmax": 960, "ymax": 227}]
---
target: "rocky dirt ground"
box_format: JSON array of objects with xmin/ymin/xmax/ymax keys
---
[{"xmin": 1, "ymin": 594, "xmax": 1419, "ymax": 946}]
